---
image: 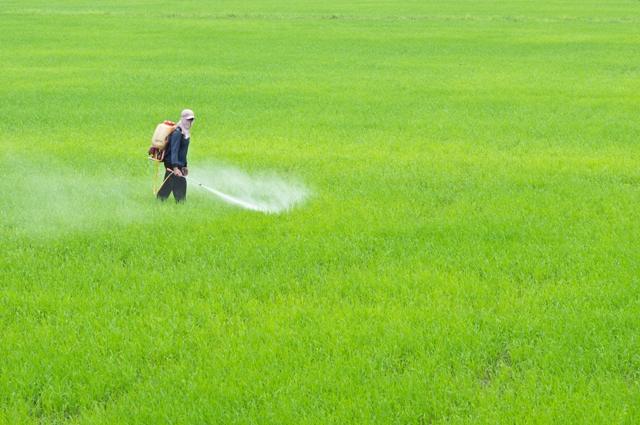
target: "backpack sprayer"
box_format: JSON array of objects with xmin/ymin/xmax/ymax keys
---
[
  {"xmin": 148, "ymin": 121, "xmax": 175, "ymax": 194},
  {"xmin": 148, "ymin": 120, "xmax": 175, "ymax": 162}
]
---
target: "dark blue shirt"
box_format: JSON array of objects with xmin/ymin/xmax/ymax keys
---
[{"xmin": 164, "ymin": 127, "xmax": 190, "ymax": 169}]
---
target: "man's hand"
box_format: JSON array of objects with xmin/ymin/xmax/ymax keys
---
[
  {"xmin": 173, "ymin": 167, "xmax": 183, "ymax": 177},
  {"xmin": 183, "ymin": 167, "xmax": 189, "ymax": 176}
]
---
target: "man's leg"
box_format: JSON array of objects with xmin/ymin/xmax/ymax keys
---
[
  {"xmin": 156, "ymin": 170, "xmax": 174, "ymax": 201},
  {"xmin": 173, "ymin": 171, "xmax": 187, "ymax": 202}
]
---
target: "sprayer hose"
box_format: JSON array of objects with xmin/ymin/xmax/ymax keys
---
[{"xmin": 153, "ymin": 161, "xmax": 173, "ymax": 195}]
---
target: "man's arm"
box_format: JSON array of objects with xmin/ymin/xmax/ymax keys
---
[
  {"xmin": 169, "ymin": 130, "xmax": 181, "ymax": 166},
  {"xmin": 169, "ymin": 130, "xmax": 183, "ymax": 176}
]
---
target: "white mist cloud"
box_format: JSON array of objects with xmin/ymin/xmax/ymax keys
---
[{"xmin": 188, "ymin": 164, "xmax": 310, "ymax": 214}]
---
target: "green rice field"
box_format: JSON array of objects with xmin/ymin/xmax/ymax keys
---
[{"xmin": 1, "ymin": 1, "xmax": 639, "ymax": 423}]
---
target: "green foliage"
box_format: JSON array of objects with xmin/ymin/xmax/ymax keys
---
[{"xmin": 1, "ymin": 1, "xmax": 639, "ymax": 423}]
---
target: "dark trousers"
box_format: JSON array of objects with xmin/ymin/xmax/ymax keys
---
[{"xmin": 157, "ymin": 169, "xmax": 187, "ymax": 202}]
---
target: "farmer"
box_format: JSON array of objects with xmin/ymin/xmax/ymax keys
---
[{"xmin": 157, "ymin": 109, "xmax": 195, "ymax": 202}]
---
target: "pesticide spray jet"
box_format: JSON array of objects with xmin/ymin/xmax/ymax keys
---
[
  {"xmin": 183, "ymin": 176, "xmax": 273, "ymax": 213},
  {"xmin": 183, "ymin": 166, "xmax": 309, "ymax": 213}
]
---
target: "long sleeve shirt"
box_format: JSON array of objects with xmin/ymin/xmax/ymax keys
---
[{"xmin": 164, "ymin": 127, "xmax": 190, "ymax": 169}]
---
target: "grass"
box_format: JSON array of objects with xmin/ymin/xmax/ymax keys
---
[{"xmin": 1, "ymin": 1, "xmax": 640, "ymax": 423}]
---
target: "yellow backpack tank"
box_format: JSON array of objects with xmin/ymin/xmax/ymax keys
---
[{"xmin": 148, "ymin": 121, "xmax": 175, "ymax": 161}]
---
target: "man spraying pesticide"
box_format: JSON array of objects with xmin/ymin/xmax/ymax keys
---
[
  {"xmin": 151, "ymin": 109, "xmax": 194, "ymax": 203},
  {"xmin": 148, "ymin": 109, "xmax": 304, "ymax": 212},
  {"xmin": 148, "ymin": 108, "xmax": 252, "ymax": 207}
]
